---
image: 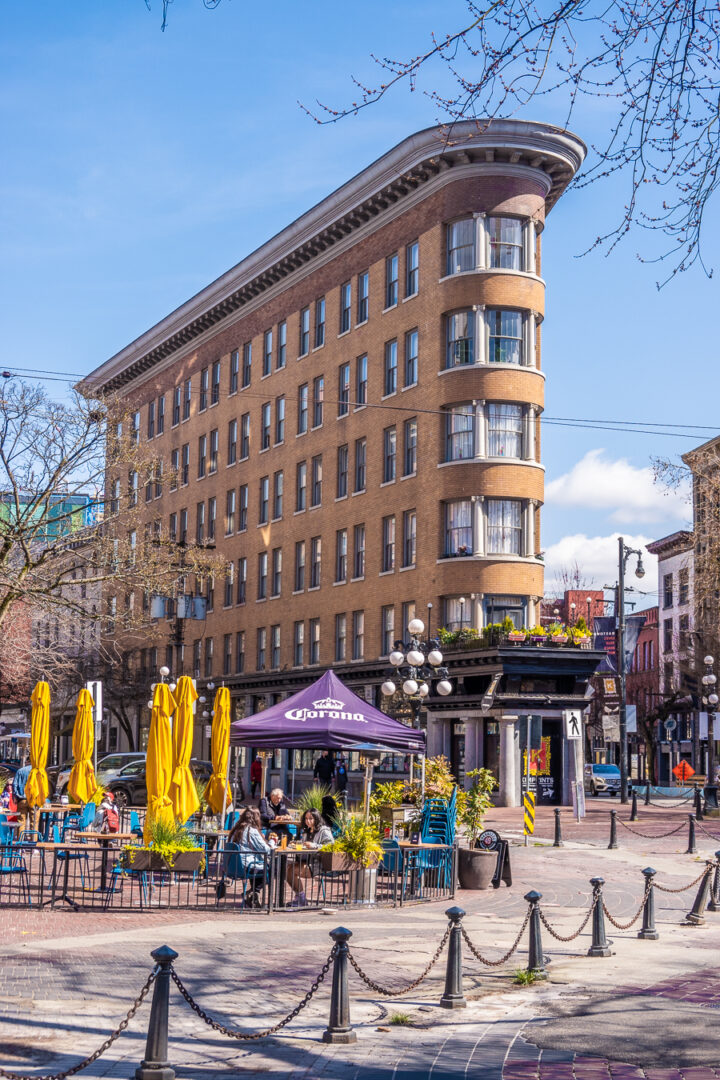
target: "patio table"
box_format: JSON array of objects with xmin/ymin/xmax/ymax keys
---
[{"xmin": 70, "ymin": 831, "xmax": 139, "ymax": 892}]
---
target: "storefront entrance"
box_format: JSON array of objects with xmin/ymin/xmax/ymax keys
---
[{"xmin": 520, "ymin": 717, "xmax": 563, "ymax": 804}]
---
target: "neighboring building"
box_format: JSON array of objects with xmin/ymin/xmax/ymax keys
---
[
  {"xmin": 626, "ymin": 606, "xmax": 659, "ymax": 781},
  {"xmin": 541, "ymin": 589, "xmax": 605, "ymax": 629},
  {"xmin": 82, "ymin": 119, "xmax": 597, "ymax": 802}
]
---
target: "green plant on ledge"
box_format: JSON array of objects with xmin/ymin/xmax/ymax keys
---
[
  {"xmin": 458, "ymin": 768, "xmax": 498, "ymax": 847},
  {"xmin": 322, "ymin": 816, "xmax": 384, "ymax": 868},
  {"xmin": 369, "ymin": 780, "xmax": 407, "ymax": 822}
]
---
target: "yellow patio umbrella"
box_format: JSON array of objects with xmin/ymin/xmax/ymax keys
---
[
  {"xmin": 143, "ymin": 682, "xmax": 177, "ymax": 844},
  {"xmin": 203, "ymin": 686, "xmax": 232, "ymax": 816},
  {"xmin": 169, "ymin": 675, "xmax": 200, "ymax": 824},
  {"xmin": 67, "ymin": 688, "xmax": 98, "ymax": 805},
  {"xmin": 25, "ymin": 680, "xmax": 50, "ymax": 808}
]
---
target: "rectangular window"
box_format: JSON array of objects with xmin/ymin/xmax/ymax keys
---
[
  {"xmin": 353, "ymin": 524, "xmax": 365, "ymax": 579},
  {"xmin": 404, "ymin": 329, "xmax": 418, "ymax": 387},
  {"xmin": 211, "ymin": 360, "xmax": 220, "ymax": 405},
  {"xmin": 207, "ymin": 496, "xmax": 216, "ymax": 540},
  {"xmin": 224, "ymin": 563, "xmax": 234, "ymax": 607},
  {"xmin": 403, "ymin": 418, "xmax": 417, "ymax": 476},
  {"xmin": 261, "ymin": 402, "xmax": 271, "ymax": 450},
  {"xmin": 299, "ymin": 306, "xmax": 310, "ymax": 355},
  {"xmin": 131, "ymin": 410, "xmax": 140, "ymax": 445},
  {"xmin": 259, "ymin": 475, "xmax": 269, "ymax": 524},
  {"xmin": 275, "ymin": 397, "xmax": 285, "ymax": 444},
  {"xmin": 383, "ymin": 426, "xmax": 396, "ymax": 483},
  {"xmin": 293, "ymin": 621, "xmax": 304, "ymax": 666},
  {"xmin": 315, "ymin": 297, "xmax": 325, "ymax": 348},
  {"xmin": 273, "ymin": 470, "xmax": 283, "ymax": 519},
  {"xmin": 263, "ymin": 329, "xmax": 273, "ymax": 376},
  {"xmin": 335, "ymin": 529, "xmax": 347, "ymax": 582},
  {"xmin": 298, "ymin": 383, "xmax": 308, "ymax": 434},
  {"xmin": 385, "ymin": 253, "xmax": 398, "ymax": 308},
  {"xmin": 335, "ymin": 613, "xmax": 346, "ymax": 662},
  {"xmin": 663, "ymin": 618, "xmax": 673, "ymax": 652},
  {"xmin": 228, "ymin": 419, "xmax": 237, "ymax": 464},
  {"xmin": 445, "ymin": 500, "xmax": 473, "ymax": 556},
  {"xmin": 294, "ymin": 541, "xmax": 306, "ymax": 592},
  {"xmin": 192, "ymin": 640, "xmax": 201, "ymax": 678},
  {"xmin": 157, "ymin": 395, "xmax": 165, "ymax": 435},
  {"xmin": 338, "ymin": 363, "xmax": 350, "ymax": 416},
  {"xmin": 258, "ymin": 552, "xmax": 267, "ymax": 600},
  {"xmin": 488, "ymin": 216, "xmax": 524, "ymax": 270},
  {"xmin": 447, "ymin": 218, "xmax": 475, "ymax": 274},
  {"xmin": 679, "ymin": 613, "xmax": 690, "ymax": 651},
  {"xmin": 179, "ymin": 508, "xmax": 188, "ymax": 544},
  {"xmin": 235, "ymin": 630, "xmax": 245, "ymax": 673},
  {"xmin": 230, "ymin": 349, "xmax": 239, "ymax": 394},
  {"xmin": 382, "ymin": 515, "xmax": 395, "ymax": 572},
  {"xmin": 313, "ymin": 375, "xmax": 324, "ymax": 427},
  {"xmin": 237, "ymin": 557, "xmax": 247, "ymax": 604},
  {"xmin": 487, "ymin": 498, "xmax": 522, "ymax": 554},
  {"xmin": 446, "ymin": 405, "xmax": 474, "ymax": 461},
  {"xmin": 337, "ymin": 444, "xmax": 348, "ymax": 498},
  {"xmin": 271, "ymin": 547, "xmax": 282, "ymax": 596},
  {"xmin": 240, "ymin": 413, "xmax": 250, "ymax": 458},
  {"xmin": 311, "ymin": 455, "xmax": 322, "ymax": 507},
  {"xmin": 679, "ymin": 568, "xmax": 689, "ymax": 605},
  {"xmin": 242, "ymin": 342, "xmax": 252, "ymax": 388},
  {"xmin": 446, "ymin": 310, "xmax": 474, "ymax": 367},
  {"xmin": 257, "ymin": 627, "xmax": 266, "ymax": 671},
  {"xmin": 488, "ymin": 309, "xmax": 523, "ymax": 365},
  {"xmin": 147, "ymin": 401, "xmax": 155, "ymax": 439},
  {"xmin": 352, "ymin": 610, "xmax": 364, "ymax": 660},
  {"xmin": 403, "ymin": 510, "xmax": 416, "ymax": 567},
  {"xmin": 406, "ymin": 240, "xmax": 419, "ymax": 297},
  {"xmin": 488, "ymin": 403, "xmax": 523, "ymax": 457},
  {"xmin": 402, "ymin": 600, "xmax": 416, "ymax": 632},
  {"xmin": 209, "ymin": 428, "xmax": 218, "ymax": 472},
  {"xmin": 277, "ymin": 321, "xmax": 286, "ymax": 369},
  {"xmin": 199, "ymin": 367, "xmax": 208, "ymax": 412},
  {"xmin": 310, "ymin": 536, "xmax": 321, "ymax": 588},
  {"xmin": 381, "ymin": 605, "xmax": 395, "ymax": 655},
  {"xmin": 145, "ymin": 468, "xmax": 153, "ymax": 503},
  {"xmin": 271, "ymin": 625, "xmax": 281, "ymax": 669},
  {"xmin": 384, "ymin": 340, "xmax": 398, "ymax": 396},
  {"xmin": 238, "ymin": 484, "xmax": 248, "ymax": 531},
  {"xmin": 195, "ymin": 502, "xmax": 205, "ymax": 544},
  {"xmin": 340, "ymin": 282, "xmax": 351, "ymax": 333},
  {"xmin": 223, "ymin": 633, "xmax": 232, "ymax": 675},
  {"xmin": 183, "ymin": 378, "xmax": 191, "ymax": 420},
  {"xmin": 197, "ymin": 435, "xmax": 207, "ymax": 478},
  {"xmin": 356, "ymin": 354, "xmax": 368, "ymax": 406},
  {"xmin": 357, "ymin": 271, "xmax": 369, "ymax": 323},
  {"xmin": 354, "ymin": 438, "xmax": 366, "ymax": 492},
  {"xmin": 204, "ymin": 637, "xmax": 214, "ymax": 678},
  {"xmin": 309, "ymin": 618, "xmax": 320, "ymax": 664},
  {"xmin": 663, "ymin": 574, "xmax": 674, "ymax": 608},
  {"xmin": 296, "ymin": 461, "xmax": 307, "ymax": 511},
  {"xmin": 173, "ymin": 386, "xmax": 181, "ymax": 426}
]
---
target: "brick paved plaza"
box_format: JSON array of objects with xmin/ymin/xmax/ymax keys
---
[{"xmin": 1, "ymin": 802, "xmax": 720, "ymax": 1078}]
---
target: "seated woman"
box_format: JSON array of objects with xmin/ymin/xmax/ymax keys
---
[
  {"xmin": 287, "ymin": 808, "xmax": 334, "ymax": 907},
  {"xmin": 259, "ymin": 787, "xmax": 293, "ymax": 840},
  {"xmin": 223, "ymin": 807, "xmax": 277, "ymax": 906}
]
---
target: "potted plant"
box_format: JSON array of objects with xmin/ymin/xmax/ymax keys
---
[
  {"xmin": 528, "ymin": 625, "xmax": 547, "ymax": 645},
  {"xmin": 548, "ymin": 622, "xmax": 569, "ymax": 645},
  {"xmin": 508, "ymin": 627, "xmax": 527, "ymax": 643},
  {"xmin": 321, "ymin": 817, "xmax": 384, "ymax": 903},
  {"xmin": 296, "ymin": 782, "xmax": 331, "ymax": 815},
  {"xmin": 457, "ymin": 769, "xmax": 498, "ymax": 890}
]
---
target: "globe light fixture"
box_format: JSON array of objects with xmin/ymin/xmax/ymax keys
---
[
  {"xmin": 198, "ymin": 695, "xmax": 207, "ymax": 704},
  {"xmin": 150, "ymin": 683, "xmax": 157, "ymax": 691},
  {"xmin": 169, "ymin": 682, "xmax": 177, "ymax": 691},
  {"xmin": 418, "ymin": 683, "xmax": 429, "ymax": 698},
  {"xmin": 436, "ymin": 679, "xmax": 452, "ymax": 696},
  {"xmin": 159, "ymin": 665, "xmax": 170, "ymax": 678},
  {"xmin": 427, "ymin": 649, "xmax": 443, "ymax": 667},
  {"xmin": 407, "ymin": 618, "xmax": 425, "ymax": 636},
  {"xmin": 710, "ymin": 693, "xmax": 719, "ymax": 707},
  {"xmin": 147, "ymin": 699, "xmax": 154, "ymax": 709},
  {"xmin": 207, "ymin": 681, "xmax": 216, "ymax": 691},
  {"xmin": 406, "ymin": 648, "xmax": 425, "ymax": 667},
  {"xmin": 389, "ymin": 650, "xmax": 405, "ymax": 667},
  {"xmin": 381, "ymin": 680, "xmax": 396, "ymax": 696},
  {"xmin": 706, "ymin": 655, "xmax": 715, "ymax": 666},
  {"xmin": 403, "ymin": 679, "xmax": 418, "ymax": 695}
]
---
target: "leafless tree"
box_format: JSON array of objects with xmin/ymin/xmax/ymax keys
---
[{"xmin": 305, "ymin": 0, "xmax": 720, "ymax": 283}]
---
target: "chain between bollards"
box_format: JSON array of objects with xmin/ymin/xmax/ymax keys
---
[
  {"xmin": 588, "ymin": 878, "xmax": 612, "ymax": 957},
  {"xmin": 685, "ymin": 862, "xmax": 714, "ymax": 926},
  {"xmin": 322, "ymin": 928, "xmax": 356, "ymax": 1044},
  {"xmin": 608, "ymin": 809, "xmax": 618, "ymax": 849},
  {"xmin": 553, "ymin": 808, "xmax": 564, "ymax": 847},
  {"xmin": 630, "ymin": 790, "xmax": 638, "ymax": 821},
  {"xmin": 638, "ymin": 868, "xmax": 659, "ymax": 940},
  {"xmin": 440, "ymin": 907, "xmax": 466, "ymax": 1009},
  {"xmin": 135, "ymin": 945, "xmax": 178, "ymax": 1080},
  {"xmin": 524, "ymin": 891, "xmax": 548, "ymax": 978}
]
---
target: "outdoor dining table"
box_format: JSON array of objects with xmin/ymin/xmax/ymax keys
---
[
  {"xmin": 37, "ymin": 840, "xmax": 104, "ymax": 910},
  {"xmin": 70, "ymin": 831, "xmax": 139, "ymax": 893},
  {"xmin": 37, "ymin": 804, "xmax": 82, "ymax": 839},
  {"xmin": 272, "ymin": 844, "xmax": 312, "ymax": 908}
]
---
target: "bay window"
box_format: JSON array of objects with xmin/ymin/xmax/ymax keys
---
[
  {"xmin": 443, "ymin": 401, "xmax": 534, "ymax": 461},
  {"xmin": 446, "ymin": 215, "xmax": 534, "ymax": 275},
  {"xmin": 445, "ymin": 500, "xmax": 473, "ymax": 557},
  {"xmin": 446, "ymin": 219, "xmax": 475, "ymax": 274},
  {"xmin": 446, "ymin": 310, "xmax": 474, "ymax": 367},
  {"xmin": 486, "ymin": 499, "xmax": 522, "ymax": 554},
  {"xmin": 488, "ymin": 309, "xmax": 523, "ymax": 365},
  {"xmin": 445, "ymin": 406, "xmax": 474, "ymax": 460},
  {"xmin": 487, "ymin": 404, "xmax": 523, "ymax": 457},
  {"xmin": 488, "ymin": 216, "xmax": 524, "ymax": 270}
]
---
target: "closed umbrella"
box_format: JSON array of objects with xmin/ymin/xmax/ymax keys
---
[
  {"xmin": 25, "ymin": 681, "xmax": 50, "ymax": 809},
  {"xmin": 169, "ymin": 676, "xmax": 200, "ymax": 824},
  {"xmin": 68, "ymin": 688, "xmax": 98, "ymax": 805},
  {"xmin": 204, "ymin": 686, "xmax": 231, "ymax": 816},
  {"xmin": 143, "ymin": 682, "xmax": 177, "ymax": 844}
]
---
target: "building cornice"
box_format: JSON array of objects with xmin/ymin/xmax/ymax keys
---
[
  {"xmin": 646, "ymin": 531, "xmax": 694, "ymax": 557},
  {"xmin": 81, "ymin": 119, "xmax": 585, "ymax": 397}
]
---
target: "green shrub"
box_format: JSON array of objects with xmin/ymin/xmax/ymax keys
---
[
  {"xmin": 322, "ymin": 816, "xmax": 384, "ymax": 867},
  {"xmin": 296, "ymin": 782, "xmax": 330, "ymax": 814}
]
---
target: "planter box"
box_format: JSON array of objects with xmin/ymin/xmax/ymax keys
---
[
  {"xmin": 551, "ymin": 635, "xmax": 569, "ymax": 645},
  {"xmin": 320, "ymin": 852, "xmax": 380, "ymax": 873},
  {"xmin": 457, "ymin": 847, "xmax": 496, "ymax": 890},
  {"xmin": 508, "ymin": 632, "xmax": 527, "ymax": 643},
  {"xmin": 123, "ymin": 850, "xmax": 170, "ymax": 873},
  {"xmin": 171, "ymin": 850, "xmax": 205, "ymax": 874}
]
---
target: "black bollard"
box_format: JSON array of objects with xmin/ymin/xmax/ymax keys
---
[
  {"xmin": 440, "ymin": 907, "xmax": 467, "ymax": 1009},
  {"xmin": 685, "ymin": 863, "xmax": 714, "ymax": 926},
  {"xmin": 695, "ymin": 786, "xmax": 704, "ymax": 822},
  {"xmin": 553, "ymin": 808, "xmax": 564, "ymax": 848},
  {"xmin": 638, "ymin": 867, "xmax": 659, "ymax": 940},
  {"xmin": 322, "ymin": 928, "xmax": 357, "ymax": 1044},
  {"xmin": 630, "ymin": 790, "xmax": 638, "ymax": 821},
  {"xmin": 524, "ymin": 891, "xmax": 548, "ymax": 978},
  {"xmin": 687, "ymin": 814, "xmax": 697, "ymax": 855},
  {"xmin": 608, "ymin": 809, "xmax": 618, "ymax": 850},
  {"xmin": 587, "ymin": 877, "xmax": 612, "ymax": 957},
  {"xmin": 708, "ymin": 851, "xmax": 720, "ymax": 913},
  {"xmin": 135, "ymin": 945, "xmax": 178, "ymax": 1080},
  {"xmin": 644, "ymin": 783, "xmax": 651, "ymax": 806}
]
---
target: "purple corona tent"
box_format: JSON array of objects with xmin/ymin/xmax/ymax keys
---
[{"xmin": 229, "ymin": 670, "xmax": 426, "ymax": 754}]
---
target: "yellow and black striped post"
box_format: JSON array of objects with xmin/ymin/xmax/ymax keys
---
[{"xmin": 523, "ymin": 791, "xmax": 536, "ymax": 844}]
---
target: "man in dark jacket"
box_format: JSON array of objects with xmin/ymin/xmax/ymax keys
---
[{"xmin": 313, "ymin": 750, "xmax": 335, "ymax": 786}]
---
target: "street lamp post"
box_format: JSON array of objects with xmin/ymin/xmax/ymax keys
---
[
  {"xmin": 381, "ymin": 617, "xmax": 453, "ymax": 785},
  {"xmin": 702, "ymin": 655, "xmax": 719, "ymax": 804},
  {"xmin": 586, "ymin": 596, "xmax": 593, "ymax": 629},
  {"xmin": 617, "ymin": 537, "xmax": 646, "ymax": 803}
]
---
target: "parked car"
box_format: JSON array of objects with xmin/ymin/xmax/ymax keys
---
[
  {"xmin": 47, "ymin": 759, "xmax": 74, "ymax": 796},
  {"xmin": 57, "ymin": 752, "xmax": 145, "ymax": 797},
  {"xmin": 584, "ymin": 763, "xmax": 624, "ymax": 796},
  {"xmin": 103, "ymin": 757, "xmax": 212, "ymax": 808}
]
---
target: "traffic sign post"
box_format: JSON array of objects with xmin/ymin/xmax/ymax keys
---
[
  {"xmin": 523, "ymin": 791, "xmax": 535, "ymax": 839},
  {"xmin": 86, "ymin": 679, "xmax": 103, "ymax": 772}
]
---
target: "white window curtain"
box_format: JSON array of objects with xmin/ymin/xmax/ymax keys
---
[
  {"xmin": 487, "ymin": 404, "xmax": 523, "ymax": 457},
  {"xmin": 486, "ymin": 499, "xmax": 522, "ymax": 554},
  {"xmin": 446, "ymin": 405, "xmax": 475, "ymax": 460},
  {"xmin": 445, "ymin": 500, "xmax": 473, "ymax": 555}
]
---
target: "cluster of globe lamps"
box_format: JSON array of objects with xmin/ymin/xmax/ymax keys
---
[{"xmin": 380, "ymin": 617, "xmax": 453, "ymax": 700}]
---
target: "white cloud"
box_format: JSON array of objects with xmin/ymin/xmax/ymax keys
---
[
  {"xmin": 545, "ymin": 449, "xmax": 689, "ymax": 524},
  {"xmin": 543, "ymin": 532, "xmax": 659, "ymax": 596}
]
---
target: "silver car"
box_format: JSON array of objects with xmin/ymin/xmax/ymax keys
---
[
  {"xmin": 56, "ymin": 752, "xmax": 144, "ymax": 796},
  {"xmin": 584, "ymin": 763, "xmax": 621, "ymax": 796}
]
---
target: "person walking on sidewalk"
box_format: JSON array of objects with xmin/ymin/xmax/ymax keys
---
[
  {"xmin": 313, "ymin": 750, "xmax": 335, "ymax": 788},
  {"xmin": 250, "ymin": 757, "xmax": 262, "ymax": 800}
]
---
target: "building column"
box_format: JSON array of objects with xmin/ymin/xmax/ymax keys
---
[{"xmin": 498, "ymin": 716, "xmax": 519, "ymax": 807}]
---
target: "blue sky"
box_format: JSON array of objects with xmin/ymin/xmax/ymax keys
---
[{"xmin": 2, "ymin": 0, "xmax": 715, "ymax": 605}]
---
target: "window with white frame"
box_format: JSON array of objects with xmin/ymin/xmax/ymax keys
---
[
  {"xmin": 336, "ymin": 529, "xmax": 347, "ymax": 582},
  {"xmin": 487, "ymin": 216, "xmax": 524, "ymax": 270},
  {"xmin": 381, "ymin": 605, "xmax": 395, "ymax": 655},
  {"xmin": 488, "ymin": 309, "xmax": 524, "ymax": 365},
  {"xmin": 483, "ymin": 594, "xmax": 526, "ymax": 629},
  {"xmin": 228, "ymin": 419, "xmax": 237, "ymax": 465},
  {"xmin": 315, "ymin": 298, "xmax": 325, "ymax": 348},
  {"xmin": 230, "ymin": 350, "xmax": 239, "ymax": 394},
  {"xmin": 402, "ymin": 510, "xmax": 416, "ymax": 567},
  {"xmin": 338, "ymin": 363, "xmax": 350, "ymax": 416},
  {"xmin": 384, "ymin": 340, "xmax": 397, "ymax": 396},
  {"xmin": 446, "ymin": 215, "xmax": 532, "ymax": 275},
  {"xmin": 357, "ymin": 271, "xmax": 369, "ymax": 323},
  {"xmin": 352, "ymin": 610, "xmax": 364, "ymax": 660},
  {"xmin": 271, "ymin": 625, "xmax": 281, "ymax": 669},
  {"xmin": 261, "ymin": 403, "xmax": 271, "ymax": 450},
  {"xmin": 273, "ymin": 470, "xmax": 283, "ymax": 519},
  {"xmin": 340, "ymin": 282, "xmax": 351, "ymax": 333},
  {"xmin": 293, "ymin": 621, "xmax": 304, "ymax": 665},
  {"xmin": 296, "ymin": 461, "xmax": 307, "ymax": 512},
  {"xmin": 446, "ymin": 219, "xmax": 475, "ymax": 274},
  {"xmin": 487, "ymin": 404, "xmax": 523, "ymax": 457},
  {"xmin": 356, "ymin": 354, "xmax": 368, "ymax": 405},
  {"xmin": 385, "ymin": 254, "xmax": 398, "ymax": 308},
  {"xmin": 446, "ymin": 310, "xmax": 474, "ymax": 367},
  {"xmin": 277, "ymin": 321, "xmax": 287, "ymax": 369},
  {"xmin": 337, "ymin": 444, "xmax": 348, "ymax": 498},
  {"xmin": 238, "ymin": 485, "xmax": 248, "ymax": 531},
  {"xmin": 294, "ymin": 541, "xmax": 305, "ymax": 591},
  {"xmin": 404, "ymin": 418, "xmax": 417, "ymax": 475},
  {"xmin": 271, "ymin": 547, "xmax": 282, "ymax": 596},
  {"xmin": 383, "ymin": 427, "xmax": 396, "ymax": 483},
  {"xmin": 335, "ymin": 613, "xmax": 346, "ymax": 661},
  {"xmin": 263, "ymin": 330, "xmax": 273, "ymax": 376},
  {"xmin": 257, "ymin": 628, "xmax": 266, "ymax": 671},
  {"xmin": 444, "ymin": 596, "xmax": 471, "ymax": 630},
  {"xmin": 404, "ymin": 329, "xmax": 418, "ymax": 387},
  {"xmin": 309, "ymin": 618, "xmax": 320, "ymax": 664},
  {"xmin": 275, "ymin": 397, "xmax": 285, "ymax": 444},
  {"xmin": 299, "ymin": 307, "xmax": 310, "ymax": 356},
  {"xmin": 406, "ymin": 241, "xmax": 419, "ymax": 297},
  {"xmin": 446, "ymin": 405, "xmax": 474, "ymax": 461},
  {"xmin": 310, "ymin": 536, "xmax": 321, "ymax": 588},
  {"xmin": 486, "ymin": 498, "xmax": 522, "ymax": 554},
  {"xmin": 445, "ymin": 500, "xmax": 473, "ymax": 556},
  {"xmin": 298, "ymin": 383, "xmax": 308, "ymax": 434},
  {"xmin": 382, "ymin": 515, "xmax": 395, "ymax": 572}
]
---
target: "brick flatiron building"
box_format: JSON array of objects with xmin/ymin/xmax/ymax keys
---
[{"xmin": 83, "ymin": 120, "xmax": 601, "ymax": 805}]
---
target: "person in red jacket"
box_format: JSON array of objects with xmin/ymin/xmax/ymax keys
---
[{"xmin": 250, "ymin": 757, "xmax": 262, "ymax": 800}]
